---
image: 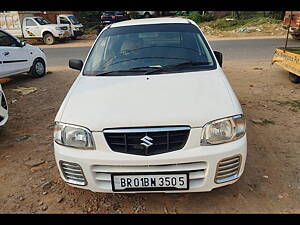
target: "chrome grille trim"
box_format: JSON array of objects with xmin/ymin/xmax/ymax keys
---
[
  {"xmin": 103, "ymin": 126, "xmax": 191, "ymax": 133},
  {"xmin": 92, "ymin": 162, "xmax": 207, "ymax": 173},
  {"xmin": 59, "ymin": 161, "xmax": 87, "ymax": 186},
  {"xmin": 61, "ymin": 167, "xmax": 82, "ymax": 173},
  {"xmin": 215, "ymin": 155, "xmax": 241, "ymax": 184},
  {"xmin": 218, "ymin": 161, "xmax": 240, "ymax": 170}
]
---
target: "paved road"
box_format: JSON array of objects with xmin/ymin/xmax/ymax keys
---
[{"xmin": 43, "ymin": 37, "xmax": 300, "ymax": 67}]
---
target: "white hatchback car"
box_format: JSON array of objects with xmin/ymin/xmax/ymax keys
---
[
  {"xmin": 0, "ymin": 84, "xmax": 8, "ymax": 126},
  {"xmin": 0, "ymin": 29, "xmax": 47, "ymax": 78},
  {"xmin": 54, "ymin": 17, "xmax": 247, "ymax": 193}
]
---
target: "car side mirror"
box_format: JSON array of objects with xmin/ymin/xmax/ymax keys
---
[
  {"xmin": 69, "ymin": 59, "xmax": 83, "ymax": 71},
  {"xmin": 214, "ymin": 51, "xmax": 223, "ymax": 67},
  {"xmin": 19, "ymin": 40, "xmax": 26, "ymax": 47}
]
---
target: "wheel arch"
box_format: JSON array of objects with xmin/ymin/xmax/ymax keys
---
[
  {"xmin": 29, "ymin": 57, "xmax": 47, "ymax": 78},
  {"xmin": 42, "ymin": 30, "xmax": 54, "ymax": 37}
]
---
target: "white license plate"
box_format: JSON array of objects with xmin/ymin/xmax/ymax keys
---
[{"xmin": 111, "ymin": 173, "xmax": 189, "ymax": 192}]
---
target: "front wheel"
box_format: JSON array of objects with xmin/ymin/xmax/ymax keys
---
[
  {"xmin": 30, "ymin": 58, "xmax": 46, "ymax": 78},
  {"xmin": 144, "ymin": 12, "xmax": 151, "ymax": 18},
  {"xmin": 43, "ymin": 33, "xmax": 55, "ymax": 45},
  {"xmin": 289, "ymin": 72, "xmax": 300, "ymax": 83}
]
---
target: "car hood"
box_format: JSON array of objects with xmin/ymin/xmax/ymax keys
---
[{"xmin": 57, "ymin": 70, "xmax": 241, "ymax": 131}]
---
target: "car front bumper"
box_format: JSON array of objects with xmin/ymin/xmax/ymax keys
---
[
  {"xmin": 58, "ymin": 31, "xmax": 72, "ymax": 39},
  {"xmin": 54, "ymin": 128, "xmax": 247, "ymax": 193},
  {"xmin": 74, "ymin": 30, "xmax": 84, "ymax": 37}
]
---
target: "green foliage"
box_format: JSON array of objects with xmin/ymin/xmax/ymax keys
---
[
  {"xmin": 74, "ymin": 11, "xmax": 102, "ymax": 28},
  {"xmin": 200, "ymin": 16, "xmax": 282, "ymax": 31},
  {"xmin": 186, "ymin": 11, "xmax": 214, "ymax": 23},
  {"xmin": 176, "ymin": 11, "xmax": 192, "ymax": 16}
]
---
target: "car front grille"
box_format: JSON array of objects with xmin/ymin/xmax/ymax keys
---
[
  {"xmin": 91, "ymin": 161, "xmax": 207, "ymax": 191},
  {"xmin": 215, "ymin": 155, "xmax": 241, "ymax": 183},
  {"xmin": 103, "ymin": 126, "xmax": 190, "ymax": 156},
  {"xmin": 59, "ymin": 161, "xmax": 87, "ymax": 186}
]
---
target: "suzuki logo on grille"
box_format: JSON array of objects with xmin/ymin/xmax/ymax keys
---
[{"xmin": 140, "ymin": 136, "xmax": 153, "ymax": 149}]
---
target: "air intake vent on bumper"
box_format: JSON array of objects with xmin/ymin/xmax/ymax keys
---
[
  {"xmin": 215, "ymin": 155, "xmax": 241, "ymax": 184},
  {"xmin": 59, "ymin": 161, "xmax": 87, "ymax": 186}
]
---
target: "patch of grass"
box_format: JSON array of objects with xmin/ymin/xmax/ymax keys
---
[
  {"xmin": 199, "ymin": 17, "xmax": 281, "ymax": 31},
  {"xmin": 261, "ymin": 119, "xmax": 275, "ymax": 125},
  {"xmin": 251, "ymin": 118, "xmax": 275, "ymax": 125},
  {"xmin": 272, "ymin": 100, "xmax": 300, "ymax": 110},
  {"xmin": 186, "ymin": 11, "xmax": 214, "ymax": 23}
]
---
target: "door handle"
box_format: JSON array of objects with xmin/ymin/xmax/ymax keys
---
[{"xmin": 3, "ymin": 52, "xmax": 10, "ymax": 56}]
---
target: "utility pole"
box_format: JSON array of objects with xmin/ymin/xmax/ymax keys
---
[{"xmin": 284, "ymin": 11, "xmax": 293, "ymax": 51}]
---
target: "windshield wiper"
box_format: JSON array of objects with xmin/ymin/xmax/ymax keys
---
[
  {"xmin": 93, "ymin": 69, "xmax": 149, "ymax": 76},
  {"xmin": 144, "ymin": 61, "xmax": 211, "ymax": 75}
]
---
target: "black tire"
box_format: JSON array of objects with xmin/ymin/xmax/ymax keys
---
[
  {"xmin": 30, "ymin": 58, "xmax": 46, "ymax": 78},
  {"xmin": 43, "ymin": 33, "xmax": 55, "ymax": 45},
  {"xmin": 144, "ymin": 12, "xmax": 151, "ymax": 18},
  {"xmin": 291, "ymin": 34, "xmax": 300, "ymax": 40},
  {"xmin": 289, "ymin": 72, "xmax": 300, "ymax": 83}
]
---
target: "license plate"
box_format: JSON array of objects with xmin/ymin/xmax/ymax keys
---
[{"xmin": 111, "ymin": 172, "xmax": 189, "ymax": 192}]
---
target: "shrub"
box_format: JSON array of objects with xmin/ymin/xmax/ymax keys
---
[{"xmin": 187, "ymin": 11, "xmax": 214, "ymax": 23}]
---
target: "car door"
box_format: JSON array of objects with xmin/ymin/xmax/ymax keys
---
[
  {"xmin": 0, "ymin": 31, "xmax": 30, "ymax": 78},
  {"xmin": 23, "ymin": 18, "xmax": 41, "ymax": 38},
  {"xmin": 58, "ymin": 16, "xmax": 73, "ymax": 36}
]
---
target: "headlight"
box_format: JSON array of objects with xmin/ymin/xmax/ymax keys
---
[
  {"xmin": 55, "ymin": 27, "xmax": 62, "ymax": 30},
  {"xmin": 201, "ymin": 115, "xmax": 246, "ymax": 145},
  {"xmin": 54, "ymin": 122, "xmax": 95, "ymax": 150}
]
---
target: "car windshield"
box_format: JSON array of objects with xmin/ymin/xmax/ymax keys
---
[
  {"xmin": 68, "ymin": 15, "xmax": 80, "ymax": 25},
  {"xmin": 34, "ymin": 17, "xmax": 51, "ymax": 25},
  {"xmin": 83, "ymin": 23, "xmax": 216, "ymax": 76},
  {"xmin": 103, "ymin": 11, "xmax": 115, "ymax": 16}
]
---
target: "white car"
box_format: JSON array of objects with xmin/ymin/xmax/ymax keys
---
[
  {"xmin": 54, "ymin": 17, "xmax": 247, "ymax": 193},
  {"xmin": 0, "ymin": 84, "xmax": 8, "ymax": 126},
  {"xmin": 0, "ymin": 29, "xmax": 47, "ymax": 78}
]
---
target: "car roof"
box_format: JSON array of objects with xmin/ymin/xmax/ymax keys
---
[{"xmin": 110, "ymin": 17, "xmax": 191, "ymax": 28}]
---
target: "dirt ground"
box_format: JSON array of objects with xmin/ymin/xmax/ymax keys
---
[{"xmin": 0, "ymin": 33, "xmax": 300, "ymax": 213}]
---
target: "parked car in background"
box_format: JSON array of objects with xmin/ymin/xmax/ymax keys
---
[
  {"xmin": 0, "ymin": 11, "xmax": 71, "ymax": 45},
  {"xmin": 126, "ymin": 11, "xmax": 176, "ymax": 19},
  {"xmin": 98, "ymin": 11, "xmax": 129, "ymax": 33},
  {"xmin": 135, "ymin": 11, "xmax": 156, "ymax": 18},
  {"xmin": 0, "ymin": 29, "xmax": 47, "ymax": 78},
  {"xmin": 0, "ymin": 84, "xmax": 8, "ymax": 127},
  {"xmin": 283, "ymin": 11, "xmax": 300, "ymax": 40},
  {"xmin": 33, "ymin": 12, "xmax": 84, "ymax": 40},
  {"xmin": 55, "ymin": 17, "xmax": 247, "ymax": 193}
]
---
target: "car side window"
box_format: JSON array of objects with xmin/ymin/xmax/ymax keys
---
[
  {"xmin": 0, "ymin": 31, "xmax": 18, "ymax": 47},
  {"xmin": 59, "ymin": 17, "xmax": 69, "ymax": 24},
  {"xmin": 26, "ymin": 19, "xmax": 37, "ymax": 26}
]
